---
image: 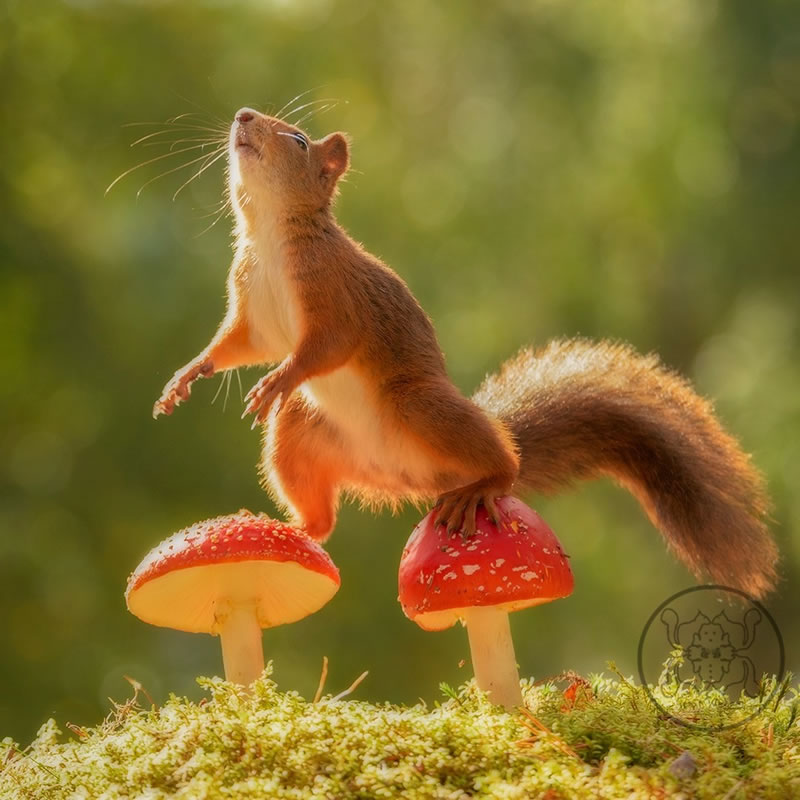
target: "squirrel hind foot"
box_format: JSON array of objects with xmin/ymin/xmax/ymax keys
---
[
  {"xmin": 296, "ymin": 518, "xmax": 335, "ymax": 543},
  {"xmin": 434, "ymin": 481, "xmax": 504, "ymax": 537}
]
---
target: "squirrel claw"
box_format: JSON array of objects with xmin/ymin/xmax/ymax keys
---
[
  {"xmin": 152, "ymin": 401, "xmax": 172, "ymax": 419},
  {"xmin": 434, "ymin": 484, "xmax": 504, "ymax": 538},
  {"xmin": 243, "ymin": 370, "xmax": 292, "ymax": 426},
  {"xmin": 154, "ymin": 358, "xmax": 214, "ymax": 419}
]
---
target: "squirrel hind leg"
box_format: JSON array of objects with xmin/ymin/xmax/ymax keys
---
[
  {"xmin": 260, "ymin": 396, "xmax": 343, "ymax": 543},
  {"xmin": 392, "ymin": 378, "xmax": 518, "ymax": 534}
]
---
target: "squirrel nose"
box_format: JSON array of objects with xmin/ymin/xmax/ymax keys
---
[{"xmin": 236, "ymin": 109, "xmax": 255, "ymax": 123}]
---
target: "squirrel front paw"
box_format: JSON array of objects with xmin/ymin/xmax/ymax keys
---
[
  {"xmin": 242, "ymin": 368, "xmax": 295, "ymax": 428},
  {"xmin": 153, "ymin": 358, "xmax": 214, "ymax": 418}
]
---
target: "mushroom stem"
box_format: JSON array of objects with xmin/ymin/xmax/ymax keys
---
[
  {"xmin": 218, "ymin": 602, "xmax": 264, "ymax": 685},
  {"xmin": 464, "ymin": 606, "xmax": 522, "ymax": 709}
]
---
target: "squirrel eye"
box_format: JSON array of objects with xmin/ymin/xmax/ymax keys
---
[{"xmin": 294, "ymin": 134, "xmax": 308, "ymax": 151}]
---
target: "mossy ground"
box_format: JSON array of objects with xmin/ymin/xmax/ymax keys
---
[{"xmin": 2, "ymin": 668, "xmax": 798, "ymax": 799}]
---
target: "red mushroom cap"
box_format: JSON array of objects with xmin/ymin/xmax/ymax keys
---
[
  {"xmin": 126, "ymin": 511, "xmax": 340, "ymax": 633},
  {"xmin": 398, "ymin": 496, "xmax": 573, "ymax": 631}
]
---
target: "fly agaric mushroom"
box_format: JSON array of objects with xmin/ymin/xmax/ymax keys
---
[
  {"xmin": 398, "ymin": 496, "xmax": 573, "ymax": 709},
  {"xmin": 126, "ymin": 511, "xmax": 340, "ymax": 686}
]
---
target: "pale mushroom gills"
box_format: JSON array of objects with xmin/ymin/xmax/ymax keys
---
[{"xmin": 126, "ymin": 510, "xmax": 340, "ymax": 686}]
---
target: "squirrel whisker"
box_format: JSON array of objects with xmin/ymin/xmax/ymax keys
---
[
  {"xmin": 133, "ymin": 137, "xmax": 227, "ymax": 152},
  {"xmin": 272, "ymin": 87, "xmax": 325, "ymax": 121},
  {"xmin": 194, "ymin": 195, "xmax": 231, "ymax": 219},
  {"xmin": 193, "ymin": 203, "xmax": 233, "ymax": 239},
  {"xmin": 223, "ymin": 370, "xmax": 233, "ymax": 412},
  {"xmin": 172, "ymin": 148, "xmax": 228, "ymax": 202},
  {"xmin": 165, "ymin": 111, "xmax": 216, "ymax": 125},
  {"xmin": 107, "ymin": 143, "xmax": 225, "ymax": 195},
  {"xmin": 164, "ymin": 101, "xmax": 231, "ymax": 129},
  {"xmin": 211, "ymin": 371, "xmax": 228, "ymax": 406},
  {"xmin": 291, "ymin": 101, "xmax": 342, "ymax": 128},
  {"xmin": 130, "ymin": 128, "xmax": 226, "ymax": 147},
  {"xmin": 134, "ymin": 146, "xmax": 226, "ymax": 198},
  {"xmin": 281, "ymin": 97, "xmax": 340, "ymax": 124},
  {"xmin": 125, "ymin": 120, "xmax": 228, "ymax": 136}
]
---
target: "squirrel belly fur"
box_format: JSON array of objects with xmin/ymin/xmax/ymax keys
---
[{"xmin": 153, "ymin": 107, "xmax": 778, "ymax": 599}]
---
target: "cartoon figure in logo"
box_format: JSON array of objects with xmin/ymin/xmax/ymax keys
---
[{"xmin": 659, "ymin": 606, "xmax": 762, "ymax": 698}]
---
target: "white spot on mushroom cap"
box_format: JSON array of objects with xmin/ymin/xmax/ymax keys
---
[
  {"xmin": 521, "ymin": 571, "xmax": 539, "ymax": 581},
  {"xmin": 443, "ymin": 571, "xmax": 457, "ymax": 581},
  {"xmin": 493, "ymin": 558, "xmax": 505, "ymax": 568},
  {"xmin": 462, "ymin": 564, "xmax": 480, "ymax": 576}
]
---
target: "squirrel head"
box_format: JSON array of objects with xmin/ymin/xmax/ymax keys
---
[{"xmin": 228, "ymin": 107, "xmax": 349, "ymax": 224}]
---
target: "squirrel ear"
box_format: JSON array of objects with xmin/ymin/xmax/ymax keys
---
[{"xmin": 319, "ymin": 132, "xmax": 349, "ymax": 185}]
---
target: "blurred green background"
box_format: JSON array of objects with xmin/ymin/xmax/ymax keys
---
[{"xmin": 2, "ymin": 0, "xmax": 798, "ymax": 744}]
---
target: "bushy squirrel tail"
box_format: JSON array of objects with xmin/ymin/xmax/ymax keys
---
[{"xmin": 472, "ymin": 338, "xmax": 777, "ymax": 598}]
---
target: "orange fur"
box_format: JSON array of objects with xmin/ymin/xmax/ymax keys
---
[{"xmin": 154, "ymin": 108, "xmax": 778, "ymax": 596}]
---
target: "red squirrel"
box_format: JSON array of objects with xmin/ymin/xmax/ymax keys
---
[{"xmin": 153, "ymin": 107, "xmax": 778, "ymax": 598}]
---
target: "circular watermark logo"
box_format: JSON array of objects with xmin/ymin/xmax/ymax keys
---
[{"xmin": 637, "ymin": 585, "xmax": 784, "ymax": 730}]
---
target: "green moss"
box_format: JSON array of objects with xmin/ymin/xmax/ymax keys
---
[{"xmin": 2, "ymin": 668, "xmax": 799, "ymax": 799}]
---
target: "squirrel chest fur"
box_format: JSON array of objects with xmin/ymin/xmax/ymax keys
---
[{"xmin": 242, "ymin": 227, "xmax": 298, "ymax": 361}]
